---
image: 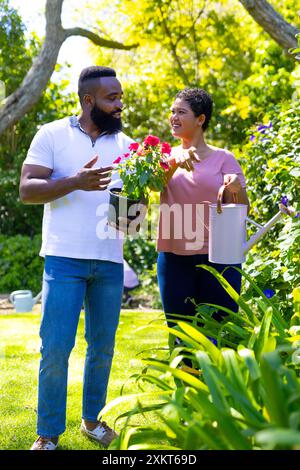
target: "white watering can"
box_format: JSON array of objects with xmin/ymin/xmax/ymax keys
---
[
  {"xmin": 209, "ymin": 186, "xmax": 295, "ymax": 264},
  {"xmin": 9, "ymin": 290, "xmax": 42, "ymax": 313}
]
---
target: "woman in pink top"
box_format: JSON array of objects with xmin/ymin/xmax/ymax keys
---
[{"xmin": 157, "ymin": 88, "xmax": 249, "ymax": 353}]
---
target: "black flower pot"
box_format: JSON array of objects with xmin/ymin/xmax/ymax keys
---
[{"xmin": 108, "ymin": 188, "xmax": 141, "ymax": 227}]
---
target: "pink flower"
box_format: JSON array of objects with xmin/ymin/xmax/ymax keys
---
[
  {"xmin": 129, "ymin": 142, "xmax": 139, "ymax": 151},
  {"xmin": 124, "ymin": 153, "xmax": 130, "ymax": 158},
  {"xmin": 144, "ymin": 135, "xmax": 160, "ymax": 147},
  {"xmin": 161, "ymin": 142, "xmax": 172, "ymax": 155},
  {"xmin": 160, "ymin": 160, "xmax": 169, "ymax": 171},
  {"xmin": 113, "ymin": 156, "xmax": 122, "ymax": 164}
]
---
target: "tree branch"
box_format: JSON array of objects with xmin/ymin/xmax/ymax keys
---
[
  {"xmin": 239, "ymin": 0, "xmax": 299, "ymax": 53},
  {"xmin": 64, "ymin": 27, "xmax": 137, "ymax": 50},
  {"xmin": 157, "ymin": 4, "xmax": 191, "ymax": 85},
  {"xmin": 188, "ymin": 3, "xmax": 206, "ymax": 83}
]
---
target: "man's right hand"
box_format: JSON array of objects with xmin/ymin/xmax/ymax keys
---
[
  {"xmin": 19, "ymin": 156, "xmax": 113, "ymax": 205},
  {"xmin": 74, "ymin": 156, "xmax": 113, "ymax": 191}
]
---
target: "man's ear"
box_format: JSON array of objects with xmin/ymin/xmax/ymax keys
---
[{"xmin": 83, "ymin": 94, "xmax": 94, "ymax": 108}]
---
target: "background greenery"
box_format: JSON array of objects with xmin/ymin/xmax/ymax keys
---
[
  {"xmin": 105, "ymin": 270, "xmax": 300, "ymax": 450},
  {"xmin": 0, "ymin": 0, "xmax": 299, "ymax": 452},
  {"xmin": 0, "ymin": 0, "xmax": 299, "ymax": 299},
  {"xmin": 0, "ymin": 0, "xmax": 77, "ymax": 238},
  {"xmin": 0, "ymin": 308, "xmax": 168, "ymax": 450}
]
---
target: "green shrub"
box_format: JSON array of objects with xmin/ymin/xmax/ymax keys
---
[
  {"xmin": 100, "ymin": 268, "xmax": 300, "ymax": 450},
  {"xmin": 239, "ymin": 100, "xmax": 300, "ymax": 318},
  {"xmin": 243, "ymin": 101, "xmax": 299, "ymax": 220},
  {"xmin": 0, "ymin": 235, "xmax": 43, "ymax": 293}
]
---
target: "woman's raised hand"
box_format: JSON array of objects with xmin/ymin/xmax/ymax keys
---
[{"xmin": 173, "ymin": 147, "xmax": 201, "ymax": 172}]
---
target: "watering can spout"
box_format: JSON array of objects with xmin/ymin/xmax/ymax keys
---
[
  {"xmin": 243, "ymin": 204, "xmax": 293, "ymax": 255},
  {"xmin": 33, "ymin": 290, "xmax": 42, "ymax": 305}
]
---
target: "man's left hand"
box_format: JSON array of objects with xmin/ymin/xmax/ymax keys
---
[{"xmin": 108, "ymin": 201, "xmax": 148, "ymax": 235}]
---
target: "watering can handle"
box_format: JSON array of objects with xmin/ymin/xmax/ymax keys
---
[
  {"xmin": 9, "ymin": 290, "xmax": 31, "ymax": 304},
  {"xmin": 217, "ymin": 185, "xmax": 238, "ymax": 214}
]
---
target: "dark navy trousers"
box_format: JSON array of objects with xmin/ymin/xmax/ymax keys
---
[{"xmin": 157, "ymin": 252, "xmax": 242, "ymax": 326}]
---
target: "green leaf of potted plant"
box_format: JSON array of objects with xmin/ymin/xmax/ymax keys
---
[{"xmin": 108, "ymin": 135, "xmax": 172, "ymax": 226}]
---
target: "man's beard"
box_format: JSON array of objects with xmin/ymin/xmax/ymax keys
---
[{"xmin": 90, "ymin": 104, "xmax": 122, "ymax": 134}]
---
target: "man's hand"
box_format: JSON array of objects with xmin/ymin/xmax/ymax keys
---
[
  {"xmin": 75, "ymin": 156, "xmax": 112, "ymax": 191},
  {"xmin": 223, "ymin": 174, "xmax": 242, "ymax": 194},
  {"xmin": 173, "ymin": 147, "xmax": 201, "ymax": 172},
  {"xmin": 108, "ymin": 200, "xmax": 148, "ymax": 235}
]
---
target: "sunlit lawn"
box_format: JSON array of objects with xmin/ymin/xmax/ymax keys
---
[{"xmin": 0, "ymin": 306, "xmax": 167, "ymax": 450}]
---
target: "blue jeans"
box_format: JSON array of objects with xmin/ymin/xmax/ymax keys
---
[
  {"xmin": 37, "ymin": 255, "xmax": 123, "ymax": 438},
  {"xmin": 157, "ymin": 252, "xmax": 242, "ymax": 325}
]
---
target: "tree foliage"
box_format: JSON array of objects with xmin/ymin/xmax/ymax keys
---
[
  {"xmin": 0, "ymin": 0, "xmax": 78, "ymax": 236},
  {"xmin": 0, "ymin": 0, "xmax": 138, "ymax": 135},
  {"xmin": 90, "ymin": 0, "xmax": 299, "ymax": 145}
]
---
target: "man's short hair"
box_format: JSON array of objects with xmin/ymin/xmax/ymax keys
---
[{"xmin": 78, "ymin": 66, "xmax": 116, "ymax": 104}]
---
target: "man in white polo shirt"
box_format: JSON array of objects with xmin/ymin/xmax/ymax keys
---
[{"xmin": 19, "ymin": 66, "xmax": 133, "ymax": 450}]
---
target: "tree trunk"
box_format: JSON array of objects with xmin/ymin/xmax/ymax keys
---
[
  {"xmin": 0, "ymin": 0, "xmax": 137, "ymax": 136},
  {"xmin": 239, "ymin": 0, "xmax": 299, "ymax": 52}
]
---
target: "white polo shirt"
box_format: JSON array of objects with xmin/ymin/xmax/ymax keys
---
[{"xmin": 24, "ymin": 116, "xmax": 133, "ymax": 263}]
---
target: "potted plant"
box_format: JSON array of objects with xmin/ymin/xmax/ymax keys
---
[{"xmin": 108, "ymin": 135, "xmax": 172, "ymax": 227}]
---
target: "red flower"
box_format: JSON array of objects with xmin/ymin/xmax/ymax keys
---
[
  {"xmin": 144, "ymin": 135, "xmax": 160, "ymax": 147},
  {"xmin": 160, "ymin": 160, "xmax": 169, "ymax": 171},
  {"xmin": 124, "ymin": 153, "xmax": 130, "ymax": 158},
  {"xmin": 161, "ymin": 142, "xmax": 172, "ymax": 155},
  {"xmin": 129, "ymin": 142, "xmax": 139, "ymax": 151},
  {"xmin": 113, "ymin": 156, "xmax": 122, "ymax": 164}
]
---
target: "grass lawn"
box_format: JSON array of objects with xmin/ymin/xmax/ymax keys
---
[{"xmin": 0, "ymin": 306, "xmax": 167, "ymax": 450}]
